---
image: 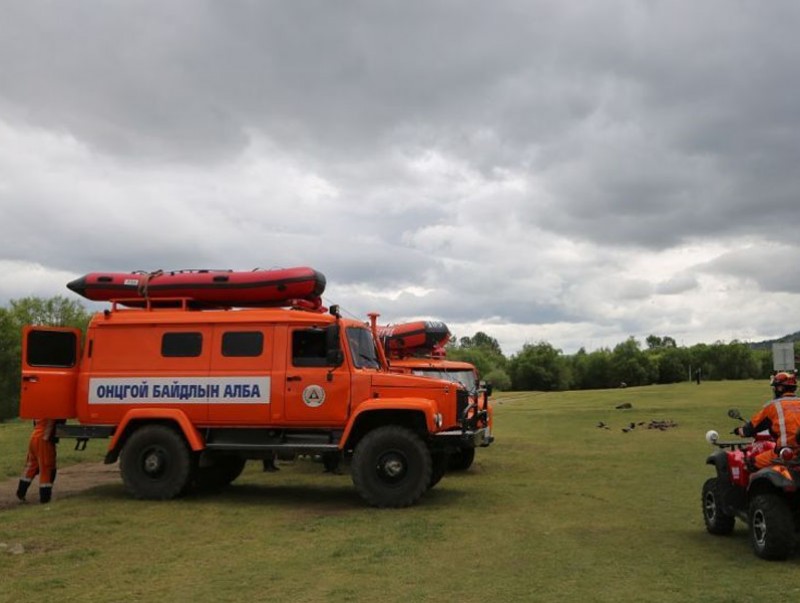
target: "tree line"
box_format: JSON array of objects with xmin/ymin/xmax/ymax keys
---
[
  {"xmin": 447, "ymin": 332, "xmax": 775, "ymax": 392},
  {"xmin": 0, "ymin": 296, "xmax": 91, "ymax": 420},
  {"xmin": 0, "ymin": 296, "xmax": 780, "ymax": 419}
]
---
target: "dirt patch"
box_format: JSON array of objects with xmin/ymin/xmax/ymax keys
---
[{"xmin": 0, "ymin": 462, "xmax": 120, "ymax": 511}]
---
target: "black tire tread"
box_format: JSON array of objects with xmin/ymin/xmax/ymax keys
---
[
  {"xmin": 749, "ymin": 493, "xmax": 795, "ymax": 560},
  {"xmin": 351, "ymin": 425, "xmax": 432, "ymax": 508},
  {"xmin": 702, "ymin": 477, "xmax": 736, "ymax": 535},
  {"xmin": 120, "ymin": 424, "xmax": 192, "ymax": 500}
]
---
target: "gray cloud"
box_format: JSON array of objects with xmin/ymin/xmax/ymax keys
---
[{"xmin": 2, "ymin": 1, "xmax": 800, "ymax": 353}]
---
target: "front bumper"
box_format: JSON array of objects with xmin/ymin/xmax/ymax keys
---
[{"xmin": 434, "ymin": 426, "xmax": 494, "ymax": 449}]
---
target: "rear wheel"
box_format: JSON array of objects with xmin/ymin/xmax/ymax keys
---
[
  {"xmin": 702, "ymin": 478, "xmax": 736, "ymax": 535},
  {"xmin": 351, "ymin": 426, "xmax": 432, "ymax": 508},
  {"xmin": 749, "ymin": 493, "xmax": 795, "ymax": 560},
  {"xmin": 120, "ymin": 425, "xmax": 192, "ymax": 500},
  {"xmin": 194, "ymin": 454, "xmax": 246, "ymax": 491}
]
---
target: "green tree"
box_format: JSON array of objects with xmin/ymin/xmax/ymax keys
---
[
  {"xmin": 508, "ymin": 341, "xmax": 568, "ymax": 391},
  {"xmin": 610, "ymin": 337, "xmax": 657, "ymax": 387},
  {"xmin": 448, "ymin": 331, "xmax": 507, "ymax": 379},
  {"xmin": 650, "ymin": 346, "xmax": 689, "ymax": 384},
  {"xmin": 483, "ymin": 368, "xmax": 511, "ymax": 391},
  {"xmin": 0, "ymin": 296, "xmax": 90, "ymax": 419},
  {"xmin": 0, "ymin": 308, "xmax": 18, "ymax": 420}
]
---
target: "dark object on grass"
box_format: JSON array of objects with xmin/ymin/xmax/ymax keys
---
[
  {"xmin": 647, "ymin": 419, "xmax": 678, "ymax": 431},
  {"xmin": 616, "ymin": 402, "xmax": 632, "ymax": 410}
]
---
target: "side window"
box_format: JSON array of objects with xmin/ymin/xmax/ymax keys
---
[
  {"xmin": 292, "ymin": 329, "xmax": 327, "ymax": 367},
  {"xmin": 222, "ymin": 331, "xmax": 264, "ymax": 357},
  {"xmin": 162, "ymin": 332, "xmax": 203, "ymax": 357},
  {"xmin": 27, "ymin": 330, "xmax": 78, "ymax": 368}
]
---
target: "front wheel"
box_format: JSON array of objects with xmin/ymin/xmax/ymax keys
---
[
  {"xmin": 448, "ymin": 446, "xmax": 475, "ymax": 471},
  {"xmin": 120, "ymin": 425, "xmax": 192, "ymax": 500},
  {"xmin": 351, "ymin": 426, "xmax": 432, "ymax": 508},
  {"xmin": 702, "ymin": 478, "xmax": 736, "ymax": 535},
  {"xmin": 429, "ymin": 451, "xmax": 449, "ymax": 490},
  {"xmin": 749, "ymin": 493, "xmax": 795, "ymax": 560}
]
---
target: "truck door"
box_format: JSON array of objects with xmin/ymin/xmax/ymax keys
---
[
  {"xmin": 284, "ymin": 326, "xmax": 350, "ymax": 424},
  {"xmin": 20, "ymin": 326, "xmax": 82, "ymax": 419},
  {"xmin": 208, "ymin": 325, "xmax": 274, "ymax": 425}
]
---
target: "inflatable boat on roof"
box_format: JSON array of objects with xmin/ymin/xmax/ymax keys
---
[
  {"xmin": 378, "ymin": 321, "xmax": 451, "ymax": 356},
  {"xmin": 66, "ymin": 266, "xmax": 326, "ymax": 309}
]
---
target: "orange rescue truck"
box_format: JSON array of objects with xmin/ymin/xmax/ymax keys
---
[
  {"xmin": 20, "ymin": 276, "xmax": 491, "ymax": 508},
  {"xmin": 379, "ymin": 321, "xmax": 494, "ymax": 471}
]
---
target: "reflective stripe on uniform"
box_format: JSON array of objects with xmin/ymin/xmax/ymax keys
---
[{"xmin": 774, "ymin": 400, "xmax": 787, "ymax": 446}]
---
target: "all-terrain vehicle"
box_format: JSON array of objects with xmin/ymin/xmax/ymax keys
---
[{"xmin": 703, "ymin": 409, "xmax": 800, "ymax": 560}]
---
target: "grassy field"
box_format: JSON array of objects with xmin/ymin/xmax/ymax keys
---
[{"xmin": 2, "ymin": 381, "xmax": 799, "ymax": 602}]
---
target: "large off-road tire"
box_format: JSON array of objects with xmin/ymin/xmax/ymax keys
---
[
  {"xmin": 448, "ymin": 446, "xmax": 475, "ymax": 471},
  {"xmin": 702, "ymin": 478, "xmax": 736, "ymax": 535},
  {"xmin": 351, "ymin": 426, "xmax": 432, "ymax": 508},
  {"xmin": 193, "ymin": 454, "xmax": 246, "ymax": 492},
  {"xmin": 749, "ymin": 493, "xmax": 796, "ymax": 560},
  {"xmin": 120, "ymin": 425, "xmax": 192, "ymax": 500}
]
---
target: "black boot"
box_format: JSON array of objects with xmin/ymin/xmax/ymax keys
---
[
  {"xmin": 39, "ymin": 486, "xmax": 52, "ymax": 504},
  {"xmin": 16, "ymin": 479, "xmax": 30, "ymax": 502}
]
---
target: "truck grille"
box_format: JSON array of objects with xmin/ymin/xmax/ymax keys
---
[{"xmin": 457, "ymin": 388, "xmax": 469, "ymax": 421}]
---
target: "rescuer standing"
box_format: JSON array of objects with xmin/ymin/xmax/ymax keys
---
[{"xmin": 16, "ymin": 419, "xmax": 59, "ymax": 503}]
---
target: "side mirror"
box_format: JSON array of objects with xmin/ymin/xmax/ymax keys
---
[
  {"xmin": 325, "ymin": 324, "xmax": 343, "ymax": 367},
  {"xmin": 727, "ymin": 408, "xmax": 743, "ymax": 422},
  {"xmin": 326, "ymin": 349, "xmax": 344, "ymax": 367},
  {"xmin": 481, "ymin": 380, "xmax": 493, "ymax": 397}
]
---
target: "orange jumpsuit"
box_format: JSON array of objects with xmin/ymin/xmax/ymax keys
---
[
  {"xmin": 16, "ymin": 419, "xmax": 58, "ymax": 503},
  {"xmin": 741, "ymin": 394, "xmax": 800, "ymax": 469}
]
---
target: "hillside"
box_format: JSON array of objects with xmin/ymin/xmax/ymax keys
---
[{"xmin": 748, "ymin": 331, "xmax": 800, "ymax": 350}]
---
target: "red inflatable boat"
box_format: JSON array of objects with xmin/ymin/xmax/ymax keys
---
[
  {"xmin": 66, "ymin": 266, "xmax": 326, "ymax": 309},
  {"xmin": 378, "ymin": 321, "xmax": 451, "ymax": 356}
]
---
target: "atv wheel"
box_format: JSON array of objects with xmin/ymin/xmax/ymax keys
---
[
  {"xmin": 351, "ymin": 426, "xmax": 432, "ymax": 508},
  {"xmin": 702, "ymin": 478, "xmax": 736, "ymax": 535},
  {"xmin": 749, "ymin": 494, "xmax": 795, "ymax": 560}
]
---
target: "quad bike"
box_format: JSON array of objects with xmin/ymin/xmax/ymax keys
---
[{"xmin": 703, "ymin": 409, "xmax": 800, "ymax": 560}]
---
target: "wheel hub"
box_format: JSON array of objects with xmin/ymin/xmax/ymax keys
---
[
  {"xmin": 376, "ymin": 451, "xmax": 407, "ymax": 483},
  {"xmin": 143, "ymin": 449, "xmax": 165, "ymax": 476},
  {"xmin": 704, "ymin": 492, "xmax": 717, "ymax": 521},
  {"xmin": 752, "ymin": 509, "xmax": 767, "ymax": 547}
]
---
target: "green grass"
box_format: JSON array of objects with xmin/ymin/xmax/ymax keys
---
[{"xmin": 2, "ymin": 381, "xmax": 799, "ymax": 602}]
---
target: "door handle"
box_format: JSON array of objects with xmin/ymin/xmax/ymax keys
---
[
  {"xmin": 286, "ymin": 375, "xmax": 302, "ymax": 382},
  {"xmin": 22, "ymin": 376, "xmax": 39, "ymax": 383}
]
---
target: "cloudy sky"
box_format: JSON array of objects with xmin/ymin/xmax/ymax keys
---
[{"xmin": 1, "ymin": 1, "xmax": 799, "ymax": 355}]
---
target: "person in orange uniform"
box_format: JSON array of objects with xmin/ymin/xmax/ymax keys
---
[
  {"xmin": 16, "ymin": 419, "xmax": 59, "ymax": 504},
  {"xmin": 734, "ymin": 371, "xmax": 800, "ymax": 469}
]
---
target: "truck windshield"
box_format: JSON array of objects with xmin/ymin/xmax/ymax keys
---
[
  {"xmin": 411, "ymin": 369, "xmax": 477, "ymax": 392},
  {"xmin": 347, "ymin": 327, "xmax": 380, "ymax": 369}
]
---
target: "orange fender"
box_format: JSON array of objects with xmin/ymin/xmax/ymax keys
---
[
  {"xmin": 107, "ymin": 408, "xmax": 205, "ymax": 460},
  {"xmin": 340, "ymin": 397, "xmax": 438, "ymax": 448}
]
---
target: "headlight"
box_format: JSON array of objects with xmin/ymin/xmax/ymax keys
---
[{"xmin": 434, "ymin": 413, "xmax": 443, "ymax": 428}]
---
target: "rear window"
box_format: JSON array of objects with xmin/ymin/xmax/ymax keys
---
[
  {"xmin": 161, "ymin": 332, "xmax": 203, "ymax": 357},
  {"xmin": 222, "ymin": 331, "xmax": 264, "ymax": 357},
  {"xmin": 27, "ymin": 330, "xmax": 78, "ymax": 368}
]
